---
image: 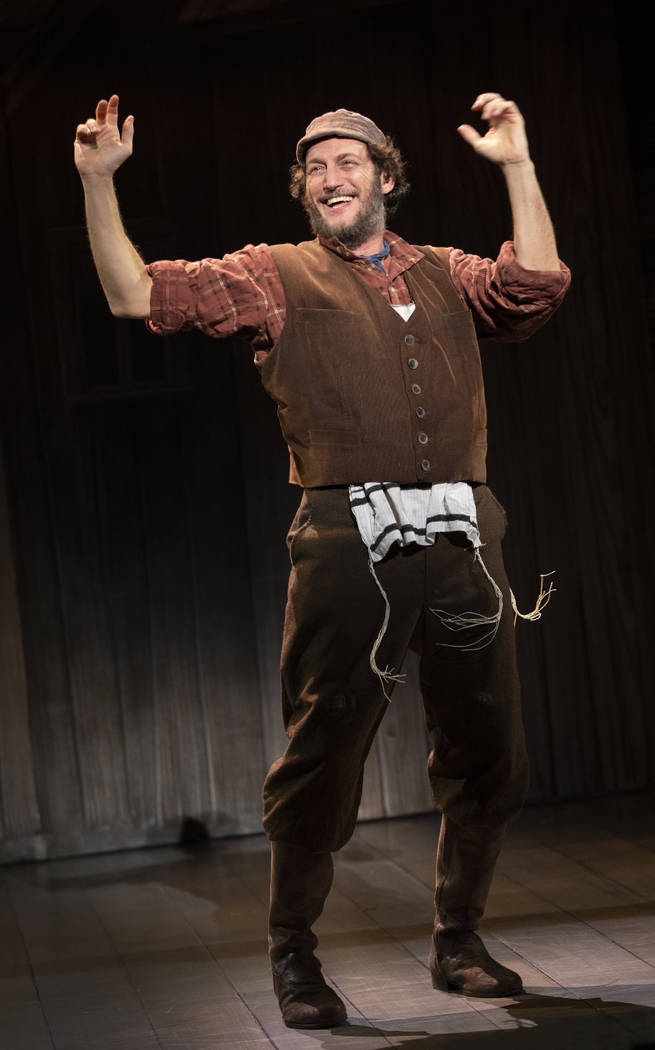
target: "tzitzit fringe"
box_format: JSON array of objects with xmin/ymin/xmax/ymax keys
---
[
  {"xmin": 367, "ymin": 552, "xmax": 406, "ymax": 702},
  {"xmin": 430, "ymin": 547, "xmax": 504, "ymax": 652},
  {"xmin": 510, "ymin": 571, "xmax": 556, "ymax": 625}
]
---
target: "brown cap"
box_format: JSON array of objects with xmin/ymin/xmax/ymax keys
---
[{"xmin": 296, "ymin": 108, "xmax": 386, "ymax": 164}]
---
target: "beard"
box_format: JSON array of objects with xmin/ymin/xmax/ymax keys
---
[{"xmin": 303, "ymin": 178, "xmax": 387, "ymax": 248}]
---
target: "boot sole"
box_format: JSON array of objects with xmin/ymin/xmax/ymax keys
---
[
  {"xmin": 431, "ymin": 967, "xmax": 523, "ymax": 997},
  {"xmin": 283, "ymin": 1005, "xmax": 347, "ymax": 1029},
  {"xmin": 284, "ymin": 1017, "xmax": 346, "ymax": 1029}
]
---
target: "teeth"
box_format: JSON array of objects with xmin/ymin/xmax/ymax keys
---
[{"xmin": 327, "ymin": 196, "xmax": 354, "ymax": 206}]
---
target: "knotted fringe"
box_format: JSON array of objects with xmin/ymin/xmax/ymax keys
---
[
  {"xmin": 430, "ymin": 547, "xmax": 504, "ymax": 652},
  {"xmin": 510, "ymin": 571, "xmax": 556, "ymax": 625},
  {"xmin": 367, "ymin": 552, "xmax": 406, "ymax": 702}
]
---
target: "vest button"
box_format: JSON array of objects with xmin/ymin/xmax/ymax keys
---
[
  {"xmin": 418, "ymin": 432, "xmax": 429, "ymax": 444},
  {"xmin": 416, "ymin": 406, "xmax": 426, "ymax": 418},
  {"xmin": 404, "ymin": 334, "xmax": 416, "ymax": 345},
  {"xmin": 421, "ymin": 458, "xmax": 431, "ymax": 471},
  {"xmin": 407, "ymin": 358, "xmax": 419, "ymax": 369},
  {"xmin": 411, "ymin": 383, "xmax": 422, "ymax": 395}
]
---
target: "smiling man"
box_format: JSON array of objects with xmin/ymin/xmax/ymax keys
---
[
  {"xmin": 300, "ymin": 136, "xmax": 394, "ymax": 248},
  {"xmin": 75, "ymin": 95, "xmax": 570, "ymax": 1030}
]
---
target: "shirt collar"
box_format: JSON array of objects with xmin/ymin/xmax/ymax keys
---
[{"xmin": 317, "ymin": 230, "xmax": 425, "ymax": 277}]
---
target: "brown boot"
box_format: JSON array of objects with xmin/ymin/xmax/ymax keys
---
[
  {"xmin": 269, "ymin": 841, "xmax": 347, "ymax": 1029},
  {"xmin": 429, "ymin": 817, "xmax": 522, "ymax": 997}
]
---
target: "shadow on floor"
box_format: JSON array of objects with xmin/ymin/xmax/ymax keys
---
[{"xmin": 320, "ymin": 993, "xmax": 655, "ymax": 1049}]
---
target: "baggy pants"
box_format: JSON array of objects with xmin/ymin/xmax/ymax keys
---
[{"xmin": 263, "ymin": 484, "xmax": 530, "ymax": 854}]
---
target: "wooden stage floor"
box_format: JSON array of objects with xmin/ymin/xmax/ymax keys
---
[{"xmin": 2, "ymin": 792, "xmax": 655, "ymax": 1050}]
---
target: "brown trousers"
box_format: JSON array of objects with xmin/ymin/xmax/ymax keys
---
[{"xmin": 262, "ymin": 484, "xmax": 529, "ymax": 853}]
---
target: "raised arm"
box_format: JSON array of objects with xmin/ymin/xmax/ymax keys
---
[
  {"xmin": 74, "ymin": 94, "xmax": 152, "ymax": 318},
  {"xmin": 457, "ymin": 93, "xmax": 560, "ymax": 272}
]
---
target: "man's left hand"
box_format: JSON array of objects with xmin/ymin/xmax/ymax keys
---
[{"xmin": 458, "ymin": 94, "xmax": 530, "ymax": 167}]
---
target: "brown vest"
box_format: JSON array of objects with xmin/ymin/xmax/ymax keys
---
[{"xmin": 260, "ymin": 240, "xmax": 487, "ymax": 487}]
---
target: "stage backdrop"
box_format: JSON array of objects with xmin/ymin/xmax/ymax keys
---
[{"xmin": 1, "ymin": 0, "xmax": 653, "ymax": 861}]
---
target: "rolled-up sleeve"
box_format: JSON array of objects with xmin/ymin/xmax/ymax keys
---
[
  {"xmin": 449, "ymin": 240, "xmax": 571, "ymax": 341},
  {"xmin": 146, "ymin": 243, "xmax": 286, "ymax": 355}
]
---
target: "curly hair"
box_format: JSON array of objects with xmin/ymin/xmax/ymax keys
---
[{"xmin": 289, "ymin": 135, "xmax": 410, "ymax": 218}]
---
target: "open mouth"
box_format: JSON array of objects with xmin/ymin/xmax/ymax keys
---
[{"xmin": 323, "ymin": 195, "xmax": 356, "ymax": 210}]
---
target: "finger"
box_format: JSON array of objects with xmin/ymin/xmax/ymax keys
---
[
  {"xmin": 481, "ymin": 100, "xmax": 516, "ymax": 123},
  {"xmin": 471, "ymin": 92, "xmax": 503, "ymax": 111},
  {"xmin": 121, "ymin": 114, "xmax": 135, "ymax": 149},
  {"xmin": 457, "ymin": 124, "xmax": 483, "ymax": 148},
  {"xmin": 95, "ymin": 98, "xmax": 108, "ymax": 124},
  {"xmin": 79, "ymin": 118, "xmax": 99, "ymax": 142},
  {"xmin": 76, "ymin": 123, "xmax": 96, "ymax": 142},
  {"xmin": 106, "ymin": 94, "xmax": 119, "ymax": 126}
]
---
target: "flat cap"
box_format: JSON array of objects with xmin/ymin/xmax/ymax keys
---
[{"xmin": 296, "ymin": 108, "xmax": 386, "ymax": 164}]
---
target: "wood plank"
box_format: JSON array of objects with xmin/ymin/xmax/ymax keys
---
[
  {"xmin": 84, "ymin": 860, "xmax": 259, "ymax": 1048},
  {"xmin": 258, "ymin": 1011, "xmax": 388, "ymax": 1050},
  {"xmin": 495, "ymin": 910, "xmax": 655, "ymax": 995},
  {"xmin": 489, "ymin": 843, "xmax": 655, "ymax": 997},
  {"xmin": 0, "ymin": 1003, "xmax": 56, "ymax": 1050},
  {"xmin": 6, "ymin": 871, "xmax": 116, "ymax": 966},
  {"xmin": 42, "ymin": 998, "xmax": 162, "ymax": 1050},
  {"xmin": 0, "ymin": 877, "xmax": 38, "ymax": 1007},
  {"xmin": 555, "ymin": 837, "xmax": 655, "ymax": 901},
  {"xmin": 5, "ymin": 870, "xmax": 136, "ymax": 1012},
  {"xmin": 145, "ymin": 998, "xmax": 272, "ymax": 1050},
  {"xmin": 125, "ymin": 945, "xmax": 236, "ymax": 1006},
  {"xmin": 4, "ymin": 865, "xmax": 164, "ymax": 1049},
  {"xmin": 498, "ymin": 843, "xmax": 649, "ymax": 910}
]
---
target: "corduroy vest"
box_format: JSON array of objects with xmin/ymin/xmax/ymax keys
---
[{"xmin": 260, "ymin": 239, "xmax": 488, "ymax": 487}]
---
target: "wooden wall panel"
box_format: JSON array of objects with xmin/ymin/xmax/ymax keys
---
[
  {"xmin": 92, "ymin": 407, "xmax": 159, "ymax": 830},
  {"xmin": 52, "ymin": 418, "xmax": 131, "ymax": 828},
  {"xmin": 0, "ymin": 441, "xmax": 40, "ymax": 847}
]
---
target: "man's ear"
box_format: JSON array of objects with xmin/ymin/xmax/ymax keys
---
[{"xmin": 380, "ymin": 169, "xmax": 395, "ymax": 195}]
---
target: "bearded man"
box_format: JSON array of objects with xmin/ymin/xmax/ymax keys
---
[{"xmin": 74, "ymin": 93, "xmax": 570, "ymax": 1029}]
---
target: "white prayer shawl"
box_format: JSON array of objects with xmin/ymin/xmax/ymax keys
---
[
  {"xmin": 348, "ymin": 481, "xmax": 482, "ymax": 561},
  {"xmin": 348, "ymin": 481, "xmax": 504, "ymax": 698}
]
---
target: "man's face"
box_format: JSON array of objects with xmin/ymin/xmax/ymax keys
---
[{"xmin": 302, "ymin": 137, "xmax": 395, "ymax": 249}]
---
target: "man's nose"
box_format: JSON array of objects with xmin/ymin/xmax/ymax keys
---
[{"xmin": 322, "ymin": 164, "xmax": 343, "ymax": 188}]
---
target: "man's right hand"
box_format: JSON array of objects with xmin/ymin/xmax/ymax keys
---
[
  {"xmin": 74, "ymin": 94, "xmax": 134, "ymax": 178},
  {"xmin": 74, "ymin": 93, "xmax": 151, "ymax": 318}
]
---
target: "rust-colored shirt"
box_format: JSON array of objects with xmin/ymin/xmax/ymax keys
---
[{"xmin": 146, "ymin": 232, "xmax": 570, "ymax": 360}]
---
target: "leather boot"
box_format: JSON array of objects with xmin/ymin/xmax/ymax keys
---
[
  {"xmin": 429, "ymin": 817, "xmax": 522, "ymax": 997},
  {"xmin": 269, "ymin": 841, "xmax": 347, "ymax": 1029}
]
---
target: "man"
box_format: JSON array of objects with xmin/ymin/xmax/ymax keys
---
[{"xmin": 74, "ymin": 93, "xmax": 570, "ymax": 1029}]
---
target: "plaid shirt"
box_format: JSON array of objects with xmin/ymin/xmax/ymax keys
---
[{"xmin": 147, "ymin": 232, "xmax": 570, "ymax": 360}]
